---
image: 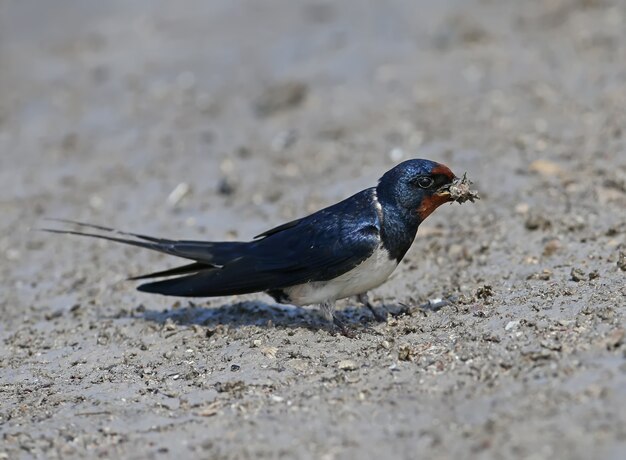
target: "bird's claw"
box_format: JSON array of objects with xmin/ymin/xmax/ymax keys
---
[
  {"xmin": 366, "ymin": 304, "xmax": 388, "ymax": 322},
  {"xmin": 332, "ymin": 316, "xmax": 360, "ymax": 338}
]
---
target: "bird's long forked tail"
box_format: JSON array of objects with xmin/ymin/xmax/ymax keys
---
[
  {"xmin": 41, "ymin": 219, "xmax": 297, "ymax": 297},
  {"xmin": 38, "ymin": 219, "xmax": 244, "ymax": 284}
]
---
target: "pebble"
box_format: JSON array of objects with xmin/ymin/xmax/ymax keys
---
[
  {"xmin": 217, "ymin": 176, "xmax": 237, "ymax": 196},
  {"xmin": 167, "ymin": 182, "xmax": 190, "ymax": 206},
  {"xmin": 525, "ymin": 213, "xmax": 551, "ymax": 231},
  {"xmin": 617, "ymin": 251, "xmax": 626, "ymax": 271},
  {"xmin": 570, "ymin": 267, "xmax": 586, "ymax": 282},
  {"xmin": 337, "ymin": 359, "xmax": 358, "ymax": 371},
  {"xmin": 398, "ymin": 345, "xmax": 414, "ymax": 362},
  {"xmin": 529, "ymin": 159, "xmax": 563, "ymax": 176},
  {"xmin": 261, "ymin": 346, "xmax": 278, "ymax": 358},
  {"xmin": 88, "ymin": 194, "xmax": 104, "ymax": 210},
  {"xmin": 543, "ymin": 239, "xmax": 561, "ymax": 256}
]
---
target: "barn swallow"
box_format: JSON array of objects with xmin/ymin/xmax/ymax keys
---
[{"xmin": 44, "ymin": 159, "xmax": 477, "ymax": 334}]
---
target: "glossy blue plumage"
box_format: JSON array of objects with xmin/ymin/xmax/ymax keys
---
[
  {"xmin": 138, "ymin": 188, "xmax": 382, "ymax": 297},
  {"xmin": 45, "ymin": 159, "xmax": 457, "ymax": 306}
]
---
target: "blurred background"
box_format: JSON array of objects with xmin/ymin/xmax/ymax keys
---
[
  {"xmin": 1, "ymin": 0, "xmax": 622, "ymax": 234},
  {"xmin": 1, "ymin": 1, "xmax": 625, "ymax": 459}
]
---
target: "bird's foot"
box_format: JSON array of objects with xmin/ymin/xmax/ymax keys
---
[
  {"xmin": 394, "ymin": 302, "xmax": 412, "ymax": 317},
  {"xmin": 357, "ymin": 293, "xmax": 388, "ymax": 322},
  {"xmin": 332, "ymin": 315, "xmax": 359, "ymax": 338},
  {"xmin": 366, "ymin": 304, "xmax": 388, "ymax": 322},
  {"xmin": 331, "ymin": 315, "xmax": 382, "ymax": 337}
]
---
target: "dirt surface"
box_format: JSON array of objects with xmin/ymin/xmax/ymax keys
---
[{"xmin": 1, "ymin": 1, "xmax": 625, "ymax": 459}]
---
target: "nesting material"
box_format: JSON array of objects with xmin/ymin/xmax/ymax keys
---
[{"xmin": 448, "ymin": 173, "xmax": 480, "ymax": 203}]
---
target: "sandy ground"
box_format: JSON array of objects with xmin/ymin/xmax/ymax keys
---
[{"xmin": 1, "ymin": 0, "xmax": 625, "ymax": 458}]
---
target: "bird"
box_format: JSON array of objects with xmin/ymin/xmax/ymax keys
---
[{"xmin": 44, "ymin": 159, "xmax": 473, "ymax": 334}]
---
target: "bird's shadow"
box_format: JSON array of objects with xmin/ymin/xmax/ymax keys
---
[{"xmin": 135, "ymin": 300, "xmax": 409, "ymax": 332}]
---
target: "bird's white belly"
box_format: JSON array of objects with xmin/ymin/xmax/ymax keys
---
[{"xmin": 283, "ymin": 245, "xmax": 398, "ymax": 306}]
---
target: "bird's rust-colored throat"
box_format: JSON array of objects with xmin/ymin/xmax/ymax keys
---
[
  {"xmin": 417, "ymin": 164, "xmax": 456, "ymax": 221},
  {"xmin": 417, "ymin": 192, "xmax": 454, "ymax": 221}
]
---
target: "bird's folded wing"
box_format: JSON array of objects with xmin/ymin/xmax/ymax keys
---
[{"xmin": 137, "ymin": 223, "xmax": 381, "ymax": 297}]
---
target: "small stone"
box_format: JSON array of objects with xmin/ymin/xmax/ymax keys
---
[
  {"xmin": 527, "ymin": 269, "xmax": 552, "ymax": 280},
  {"xmin": 196, "ymin": 401, "xmax": 220, "ymax": 417},
  {"xmin": 558, "ymin": 319, "xmax": 576, "ymax": 327},
  {"xmin": 529, "ymin": 159, "xmax": 564, "ymax": 176},
  {"xmin": 475, "ymin": 285, "xmax": 493, "ymax": 300},
  {"xmin": 45, "ymin": 309, "xmax": 63, "ymax": 320},
  {"xmin": 542, "ymin": 239, "xmax": 561, "ymax": 256},
  {"xmin": 167, "ymin": 182, "xmax": 190, "ymax": 206},
  {"xmin": 570, "ymin": 267, "xmax": 586, "ymax": 282},
  {"xmin": 421, "ymin": 298, "xmax": 448, "ymax": 311},
  {"xmin": 230, "ymin": 364, "xmax": 241, "ymax": 372},
  {"xmin": 397, "ymin": 345, "xmax": 414, "ymax": 362},
  {"xmin": 515, "ymin": 203, "xmax": 530, "ymax": 215},
  {"xmin": 617, "ymin": 251, "xmax": 626, "ymax": 271},
  {"xmin": 261, "ymin": 346, "xmax": 278, "ymax": 358},
  {"xmin": 337, "ymin": 359, "xmax": 358, "ymax": 371},
  {"xmin": 525, "ymin": 213, "xmax": 551, "ymax": 231},
  {"xmin": 217, "ymin": 176, "xmax": 237, "ymax": 196},
  {"xmin": 89, "ymin": 194, "xmax": 104, "ymax": 210},
  {"xmin": 505, "ymin": 320, "xmax": 520, "ymax": 331}
]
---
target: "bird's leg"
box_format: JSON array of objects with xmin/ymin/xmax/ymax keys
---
[
  {"xmin": 319, "ymin": 300, "xmax": 336, "ymax": 322},
  {"xmin": 333, "ymin": 315, "xmax": 358, "ymax": 338},
  {"xmin": 357, "ymin": 292, "xmax": 387, "ymax": 322},
  {"xmin": 320, "ymin": 301, "xmax": 357, "ymax": 338}
]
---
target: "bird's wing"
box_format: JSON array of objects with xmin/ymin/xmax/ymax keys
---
[
  {"xmin": 253, "ymin": 217, "xmax": 303, "ymax": 239},
  {"xmin": 137, "ymin": 217, "xmax": 382, "ymax": 297}
]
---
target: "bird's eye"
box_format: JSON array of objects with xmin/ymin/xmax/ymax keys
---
[{"xmin": 414, "ymin": 176, "xmax": 434, "ymax": 189}]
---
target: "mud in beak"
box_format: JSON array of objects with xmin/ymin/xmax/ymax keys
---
[
  {"xmin": 439, "ymin": 173, "xmax": 480, "ymax": 204},
  {"xmin": 417, "ymin": 172, "xmax": 479, "ymax": 221}
]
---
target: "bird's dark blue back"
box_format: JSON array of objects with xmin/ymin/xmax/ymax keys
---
[{"xmin": 248, "ymin": 188, "xmax": 383, "ymax": 280}]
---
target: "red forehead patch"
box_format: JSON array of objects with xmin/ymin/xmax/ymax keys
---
[{"xmin": 431, "ymin": 164, "xmax": 455, "ymax": 180}]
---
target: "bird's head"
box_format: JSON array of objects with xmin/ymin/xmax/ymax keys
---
[{"xmin": 376, "ymin": 159, "xmax": 458, "ymax": 222}]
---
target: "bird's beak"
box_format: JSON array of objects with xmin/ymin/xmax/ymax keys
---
[{"xmin": 434, "ymin": 179, "xmax": 456, "ymax": 201}]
